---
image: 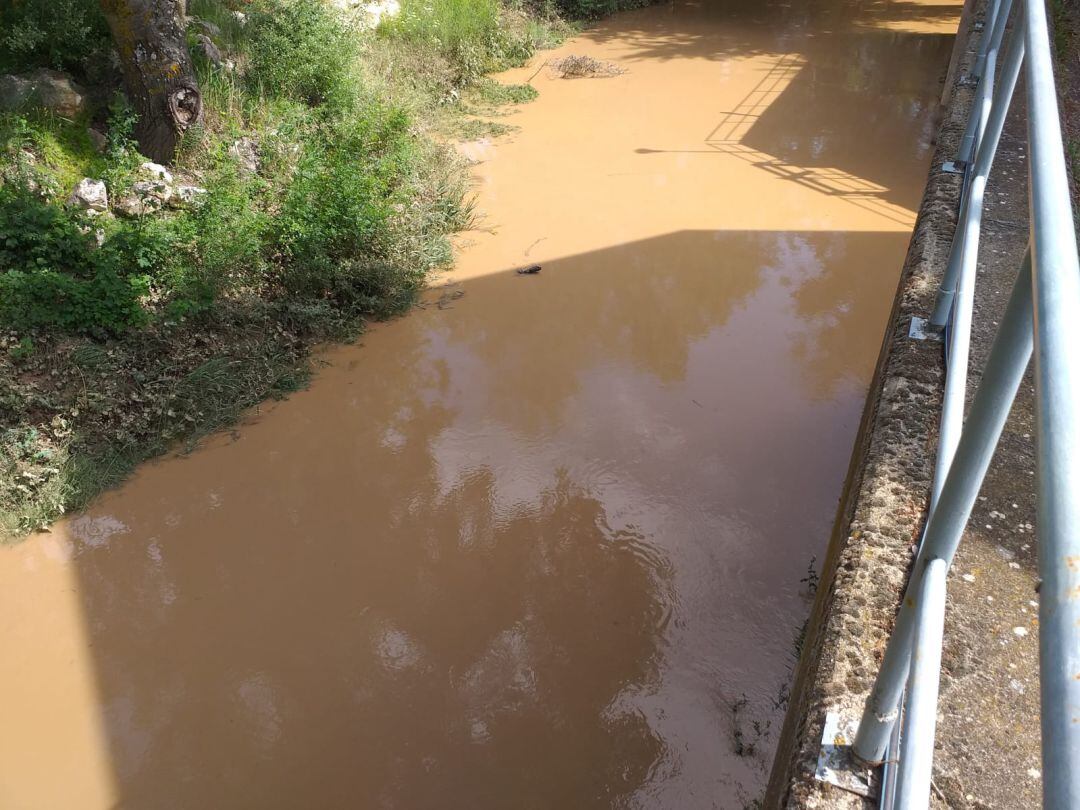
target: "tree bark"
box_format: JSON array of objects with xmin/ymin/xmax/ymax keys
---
[{"xmin": 98, "ymin": 0, "xmax": 202, "ymax": 164}]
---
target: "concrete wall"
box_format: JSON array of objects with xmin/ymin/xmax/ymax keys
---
[{"xmin": 763, "ymin": 7, "xmax": 982, "ymax": 806}]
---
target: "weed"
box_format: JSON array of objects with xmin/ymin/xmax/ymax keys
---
[
  {"xmin": 800, "ymin": 555, "xmax": 819, "ymax": 595},
  {"xmin": 470, "ymin": 78, "xmax": 539, "ymax": 105},
  {"xmin": 791, "ymin": 616, "xmax": 808, "ymax": 661},
  {"xmin": 383, "ymin": 0, "xmax": 505, "ymax": 82},
  {"xmin": 772, "ymin": 679, "xmax": 790, "ymax": 711},
  {"xmin": 1050, "ymin": 0, "xmax": 1072, "ymax": 61},
  {"xmin": 729, "ymin": 693, "xmax": 771, "ymax": 758},
  {"xmin": 7, "ymin": 337, "xmax": 33, "ymax": 362}
]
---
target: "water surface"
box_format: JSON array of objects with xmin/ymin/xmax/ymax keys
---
[{"xmin": 0, "ymin": 1, "xmax": 959, "ymax": 806}]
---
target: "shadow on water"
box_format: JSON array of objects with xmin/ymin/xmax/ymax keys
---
[
  {"xmin": 0, "ymin": 229, "xmax": 915, "ymax": 808},
  {"xmin": 592, "ymin": 1, "xmax": 957, "ymax": 215},
  {"xmin": 581, "ymin": 0, "xmax": 960, "ymax": 63}
]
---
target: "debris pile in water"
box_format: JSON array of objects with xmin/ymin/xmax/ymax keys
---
[{"xmin": 548, "ymin": 55, "xmax": 626, "ymax": 78}]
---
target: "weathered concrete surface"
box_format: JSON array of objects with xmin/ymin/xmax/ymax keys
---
[{"xmin": 762, "ymin": 9, "xmax": 977, "ymax": 808}]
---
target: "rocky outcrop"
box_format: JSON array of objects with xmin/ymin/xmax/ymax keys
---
[
  {"xmin": 0, "ymin": 69, "xmax": 87, "ymax": 118},
  {"xmin": 331, "ymin": 0, "xmax": 401, "ymax": 28},
  {"xmin": 229, "ymin": 137, "xmax": 259, "ymax": 176},
  {"xmin": 170, "ymin": 184, "xmax": 208, "ymax": 208},
  {"xmin": 115, "ymin": 163, "xmax": 173, "ymax": 217},
  {"xmin": 195, "ymin": 34, "xmax": 225, "ymax": 68},
  {"xmin": 67, "ymin": 179, "xmax": 108, "ymax": 213},
  {"xmin": 87, "ymin": 128, "xmax": 108, "ymax": 154},
  {"xmin": 111, "ymin": 163, "xmax": 207, "ymax": 216}
]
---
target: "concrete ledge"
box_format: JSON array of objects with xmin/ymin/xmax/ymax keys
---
[{"xmin": 763, "ymin": 11, "xmax": 981, "ymax": 807}]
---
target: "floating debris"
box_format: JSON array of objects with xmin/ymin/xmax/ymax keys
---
[
  {"xmin": 548, "ymin": 55, "xmax": 626, "ymax": 79},
  {"xmin": 516, "ymin": 264, "xmax": 542, "ymax": 275},
  {"xmin": 437, "ymin": 288, "xmax": 465, "ymax": 309}
]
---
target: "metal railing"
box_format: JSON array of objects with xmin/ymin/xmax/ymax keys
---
[{"xmin": 849, "ymin": 0, "xmax": 1080, "ymax": 805}]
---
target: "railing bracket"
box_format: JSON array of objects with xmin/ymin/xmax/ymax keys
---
[
  {"xmin": 942, "ymin": 160, "xmax": 967, "ymax": 174},
  {"xmin": 909, "ymin": 316, "xmax": 944, "ymax": 341},
  {"xmin": 814, "ymin": 712, "xmax": 876, "ymax": 798},
  {"xmin": 958, "ymin": 73, "xmax": 980, "ymax": 87}
]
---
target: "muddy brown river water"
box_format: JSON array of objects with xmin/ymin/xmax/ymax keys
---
[{"xmin": 0, "ymin": 1, "xmax": 959, "ymax": 806}]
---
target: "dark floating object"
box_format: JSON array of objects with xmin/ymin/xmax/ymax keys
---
[{"xmin": 517, "ymin": 264, "xmax": 542, "ymax": 275}]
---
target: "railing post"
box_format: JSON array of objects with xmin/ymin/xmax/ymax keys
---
[
  {"xmin": 853, "ymin": 251, "xmax": 1035, "ymax": 762},
  {"xmin": 893, "ymin": 558, "xmax": 949, "ymax": 810},
  {"xmin": 1022, "ymin": 0, "xmax": 1080, "ymax": 803},
  {"xmin": 931, "ymin": 19, "xmax": 1025, "ymax": 329}
]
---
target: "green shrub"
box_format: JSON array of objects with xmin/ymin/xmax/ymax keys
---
[
  {"xmin": 243, "ymin": 0, "xmax": 359, "ymax": 109},
  {"xmin": 0, "ymin": 182, "xmax": 90, "ymax": 272},
  {"xmin": 273, "ymin": 106, "xmax": 425, "ymax": 316},
  {"xmin": 0, "ymin": 0, "xmax": 111, "ymax": 78},
  {"xmin": 0, "ymin": 112, "xmax": 104, "ymax": 198},
  {"xmin": 382, "ymin": 0, "xmax": 535, "ymax": 82},
  {"xmin": 0, "ymin": 184, "xmax": 149, "ymax": 334},
  {"xmin": 0, "ymin": 267, "xmax": 148, "ymax": 334},
  {"xmin": 163, "ymin": 169, "xmax": 270, "ymax": 315}
]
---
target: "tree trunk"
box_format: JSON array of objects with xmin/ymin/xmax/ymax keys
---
[{"xmin": 98, "ymin": 0, "xmax": 202, "ymax": 164}]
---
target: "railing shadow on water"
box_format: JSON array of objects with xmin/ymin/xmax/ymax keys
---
[
  {"xmin": 578, "ymin": 0, "xmax": 963, "ymax": 65},
  {"xmin": 630, "ymin": 25, "xmax": 961, "ymax": 226}
]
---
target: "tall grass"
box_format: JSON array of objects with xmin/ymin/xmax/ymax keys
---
[{"xmin": 381, "ymin": 0, "xmax": 540, "ymax": 82}]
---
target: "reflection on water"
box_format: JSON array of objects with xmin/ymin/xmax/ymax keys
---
[{"xmin": 0, "ymin": 0, "xmax": 959, "ymax": 806}]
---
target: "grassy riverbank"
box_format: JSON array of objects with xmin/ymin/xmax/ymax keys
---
[{"xmin": 0, "ymin": 0, "xmax": 645, "ymax": 537}]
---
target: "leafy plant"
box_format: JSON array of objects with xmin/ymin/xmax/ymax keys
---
[
  {"xmin": 7, "ymin": 337, "xmax": 34, "ymax": 362},
  {"xmin": 0, "ymin": 0, "xmax": 111, "ymax": 78},
  {"xmin": 382, "ymin": 0, "xmax": 539, "ymax": 82},
  {"xmin": 0, "ymin": 183, "xmax": 150, "ymax": 334},
  {"xmin": 243, "ymin": 0, "xmax": 359, "ymax": 109},
  {"xmin": 273, "ymin": 105, "xmax": 426, "ymax": 315}
]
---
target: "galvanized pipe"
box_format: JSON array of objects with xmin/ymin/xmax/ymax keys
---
[
  {"xmin": 986, "ymin": 0, "xmax": 1012, "ymax": 60},
  {"xmin": 931, "ymin": 18, "xmax": 1025, "ymax": 329},
  {"xmin": 878, "ymin": 701, "xmax": 904, "ymax": 809},
  {"xmin": 893, "ymin": 557, "xmax": 949, "ymax": 810},
  {"xmin": 972, "ymin": 0, "xmax": 1004, "ymax": 78},
  {"xmin": 854, "ymin": 251, "xmax": 1035, "ymax": 762},
  {"xmin": 957, "ymin": 0, "xmax": 1013, "ymax": 164},
  {"xmin": 929, "ymin": 170, "xmax": 982, "ymax": 512},
  {"xmin": 1022, "ymin": 0, "xmax": 1080, "ymax": 803}
]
